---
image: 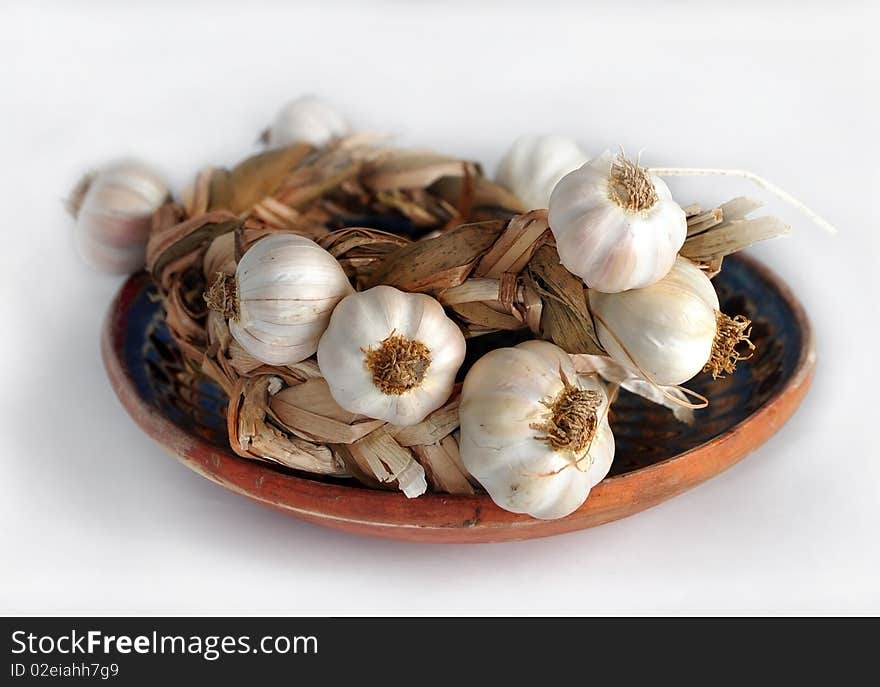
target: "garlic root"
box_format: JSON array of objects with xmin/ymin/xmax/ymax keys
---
[
  {"xmin": 530, "ymin": 373, "xmax": 601, "ymax": 454},
  {"xmin": 704, "ymin": 312, "xmax": 755, "ymax": 379},
  {"xmin": 362, "ymin": 334, "xmax": 432, "ymax": 396}
]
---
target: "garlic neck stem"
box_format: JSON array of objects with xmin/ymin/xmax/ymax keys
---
[
  {"xmin": 609, "ymin": 154, "xmax": 658, "ymax": 212},
  {"xmin": 647, "ymin": 166, "xmax": 837, "ymax": 235}
]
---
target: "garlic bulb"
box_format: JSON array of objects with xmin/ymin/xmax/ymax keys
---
[
  {"xmin": 589, "ymin": 256, "xmax": 754, "ymax": 386},
  {"xmin": 317, "ymin": 286, "xmax": 466, "ymax": 426},
  {"xmin": 459, "ymin": 340, "xmax": 615, "ymax": 520},
  {"xmin": 205, "ymin": 233, "xmax": 354, "ymax": 365},
  {"xmin": 495, "ymin": 135, "xmax": 590, "ymax": 210},
  {"xmin": 264, "ymin": 96, "xmax": 349, "ymax": 148},
  {"xmin": 69, "ymin": 159, "xmax": 168, "ymax": 274},
  {"xmin": 548, "ymin": 152, "xmax": 687, "ymax": 293}
]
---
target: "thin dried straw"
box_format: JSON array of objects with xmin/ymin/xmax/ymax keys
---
[{"xmin": 648, "ymin": 166, "xmax": 837, "ymax": 235}]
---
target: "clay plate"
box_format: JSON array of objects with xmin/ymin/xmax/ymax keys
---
[{"xmin": 102, "ymin": 253, "xmax": 815, "ymax": 542}]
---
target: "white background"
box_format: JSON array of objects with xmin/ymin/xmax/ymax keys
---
[{"xmin": 1, "ymin": 1, "xmax": 877, "ymax": 615}]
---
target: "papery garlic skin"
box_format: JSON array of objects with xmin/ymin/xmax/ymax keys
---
[
  {"xmin": 548, "ymin": 153, "xmax": 687, "ymax": 293},
  {"xmin": 317, "ymin": 286, "xmax": 466, "ymax": 426},
  {"xmin": 265, "ymin": 96, "xmax": 349, "ymax": 148},
  {"xmin": 589, "ymin": 256, "xmax": 719, "ymax": 386},
  {"xmin": 202, "ymin": 232, "xmax": 236, "ymax": 278},
  {"xmin": 459, "ymin": 340, "xmax": 615, "ymax": 520},
  {"xmin": 70, "ymin": 159, "xmax": 168, "ymax": 274},
  {"xmin": 224, "ymin": 233, "xmax": 354, "ymax": 365},
  {"xmin": 495, "ymin": 135, "xmax": 590, "ymax": 210}
]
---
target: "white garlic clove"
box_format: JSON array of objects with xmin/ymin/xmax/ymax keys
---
[
  {"xmin": 70, "ymin": 159, "xmax": 168, "ymax": 274},
  {"xmin": 548, "ymin": 152, "xmax": 687, "ymax": 293},
  {"xmin": 317, "ymin": 285, "xmax": 466, "ymax": 426},
  {"xmin": 495, "ymin": 135, "xmax": 590, "ymax": 210},
  {"xmin": 589, "ymin": 256, "xmax": 720, "ymax": 386},
  {"xmin": 264, "ymin": 96, "xmax": 349, "ymax": 149},
  {"xmin": 459, "ymin": 340, "xmax": 615, "ymax": 520},
  {"xmin": 207, "ymin": 233, "xmax": 354, "ymax": 366}
]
